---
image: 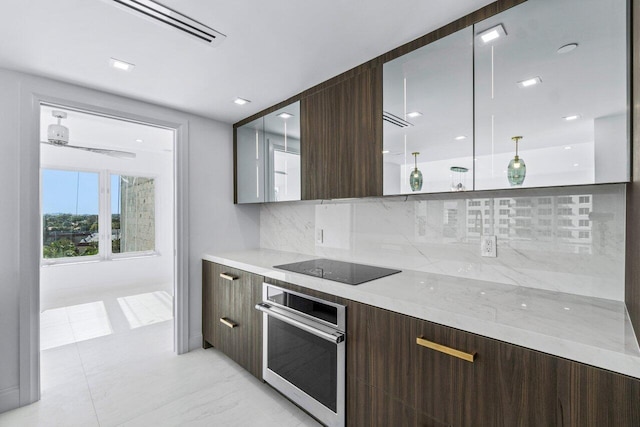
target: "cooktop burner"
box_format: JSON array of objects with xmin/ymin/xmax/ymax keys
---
[{"xmin": 274, "ymin": 258, "xmax": 401, "ymax": 285}]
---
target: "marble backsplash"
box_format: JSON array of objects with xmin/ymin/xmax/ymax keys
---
[
  {"xmin": 260, "ymin": 184, "xmax": 625, "ymax": 301},
  {"xmin": 260, "ymin": 184, "xmax": 627, "ymax": 301}
]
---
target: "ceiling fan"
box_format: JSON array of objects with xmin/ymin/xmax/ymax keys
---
[{"xmin": 42, "ymin": 110, "xmax": 136, "ymax": 159}]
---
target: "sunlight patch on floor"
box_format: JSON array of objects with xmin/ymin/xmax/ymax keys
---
[
  {"xmin": 41, "ymin": 301, "xmax": 113, "ymax": 350},
  {"xmin": 117, "ymin": 291, "xmax": 173, "ymax": 329}
]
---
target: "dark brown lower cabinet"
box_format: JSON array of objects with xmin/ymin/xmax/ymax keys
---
[
  {"xmin": 347, "ymin": 302, "xmax": 640, "ymax": 427},
  {"xmin": 202, "ymin": 261, "xmax": 263, "ymax": 380},
  {"xmin": 557, "ymin": 359, "xmax": 640, "ymax": 426}
]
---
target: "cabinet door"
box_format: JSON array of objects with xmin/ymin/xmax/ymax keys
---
[
  {"xmin": 414, "ymin": 320, "xmax": 557, "ymax": 426},
  {"xmin": 557, "ymin": 359, "xmax": 640, "ymax": 427},
  {"xmin": 209, "ymin": 263, "xmax": 263, "ymax": 380},
  {"xmin": 301, "ymin": 67, "xmax": 383, "ymax": 200}
]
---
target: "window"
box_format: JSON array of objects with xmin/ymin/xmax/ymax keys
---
[
  {"xmin": 484, "ymin": 201, "xmax": 491, "ymax": 206},
  {"xmin": 579, "ymin": 208, "xmax": 590, "ymax": 215},
  {"xmin": 579, "ymin": 196, "xmax": 591, "ymax": 203},
  {"xmin": 499, "ymin": 200, "xmax": 510, "ymax": 206},
  {"xmin": 468, "ymin": 201, "xmax": 481, "ymax": 206},
  {"xmin": 42, "ymin": 168, "xmax": 156, "ymax": 262},
  {"xmin": 538, "ymin": 198, "xmax": 552, "ymax": 205},
  {"xmin": 42, "ymin": 169, "xmax": 100, "ymax": 259},
  {"xmin": 499, "ymin": 209, "xmax": 510, "ymax": 215},
  {"xmin": 557, "ymin": 196, "xmax": 573, "ymax": 204},
  {"xmin": 539, "ymin": 219, "xmax": 552, "ymax": 226},
  {"xmin": 499, "ymin": 219, "xmax": 509, "ymax": 225},
  {"xmin": 579, "ymin": 231, "xmax": 590, "ymax": 238},
  {"xmin": 515, "ymin": 219, "xmax": 531, "ymax": 227},
  {"xmin": 557, "ymin": 208, "xmax": 572, "ymax": 215},
  {"xmin": 579, "ymin": 219, "xmax": 590, "ymax": 227},
  {"xmin": 558, "ymin": 230, "xmax": 573, "ymax": 238},
  {"xmin": 538, "ymin": 208, "xmax": 552, "ymax": 215},
  {"xmin": 559, "ymin": 219, "xmax": 573, "ymax": 227}
]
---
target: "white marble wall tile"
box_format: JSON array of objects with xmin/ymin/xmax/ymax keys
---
[{"xmin": 260, "ymin": 184, "xmax": 626, "ymax": 301}]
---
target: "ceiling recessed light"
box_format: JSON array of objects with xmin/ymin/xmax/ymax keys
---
[
  {"xmin": 407, "ymin": 111, "xmax": 422, "ymax": 118},
  {"xmin": 564, "ymin": 146, "xmax": 572, "ymax": 150},
  {"xmin": 521, "ymin": 303, "xmax": 527, "ymax": 308},
  {"xmin": 135, "ymin": 139, "xmax": 143, "ymax": 143},
  {"xmin": 234, "ymin": 97, "xmax": 251, "ymax": 105},
  {"xmin": 454, "ymin": 135, "xmax": 467, "ymax": 141},
  {"xmin": 381, "ymin": 150, "xmax": 390, "ymax": 154},
  {"xmin": 517, "ymin": 76, "xmax": 542, "ymax": 88},
  {"xmin": 573, "ymin": 163, "xmax": 579, "ymax": 167},
  {"xmin": 277, "ymin": 112, "xmax": 293, "ymax": 119},
  {"xmin": 564, "ymin": 307, "xmax": 571, "ymax": 311},
  {"xmin": 563, "ymin": 114, "xmax": 580, "ymax": 121},
  {"xmin": 478, "ymin": 24, "xmax": 507, "ymax": 44},
  {"xmin": 110, "ymin": 58, "xmax": 135, "ymax": 72},
  {"xmin": 557, "ymin": 43, "xmax": 579, "ymax": 54}
]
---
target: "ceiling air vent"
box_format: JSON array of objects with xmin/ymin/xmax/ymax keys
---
[
  {"xmin": 113, "ymin": 0, "xmax": 226, "ymax": 47},
  {"xmin": 383, "ymin": 111, "xmax": 413, "ymax": 128}
]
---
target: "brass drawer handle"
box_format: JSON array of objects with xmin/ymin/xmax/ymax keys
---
[
  {"xmin": 416, "ymin": 337, "xmax": 476, "ymax": 363},
  {"xmin": 220, "ymin": 317, "xmax": 238, "ymax": 328},
  {"xmin": 219, "ymin": 273, "xmax": 238, "ymax": 281}
]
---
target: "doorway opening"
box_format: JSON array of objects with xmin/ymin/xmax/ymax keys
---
[{"xmin": 38, "ymin": 103, "xmax": 177, "ymax": 383}]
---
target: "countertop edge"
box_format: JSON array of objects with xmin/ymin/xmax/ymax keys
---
[{"xmin": 202, "ymin": 251, "xmax": 640, "ymax": 379}]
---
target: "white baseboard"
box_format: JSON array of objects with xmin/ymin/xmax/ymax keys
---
[
  {"xmin": 0, "ymin": 386, "xmax": 20, "ymax": 414},
  {"xmin": 188, "ymin": 333, "xmax": 204, "ymax": 351}
]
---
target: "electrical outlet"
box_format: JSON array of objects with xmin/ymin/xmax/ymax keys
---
[
  {"xmin": 481, "ymin": 235, "xmax": 497, "ymax": 257},
  {"xmin": 316, "ymin": 228, "xmax": 324, "ymax": 244}
]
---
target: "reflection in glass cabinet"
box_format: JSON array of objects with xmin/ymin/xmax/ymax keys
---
[
  {"xmin": 236, "ymin": 101, "xmax": 301, "ymax": 203},
  {"xmin": 383, "ymin": 27, "xmax": 473, "ymax": 195},
  {"xmin": 474, "ymin": 0, "xmax": 628, "ymax": 189}
]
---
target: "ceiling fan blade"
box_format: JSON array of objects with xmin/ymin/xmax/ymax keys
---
[{"xmin": 41, "ymin": 141, "xmax": 136, "ymax": 159}]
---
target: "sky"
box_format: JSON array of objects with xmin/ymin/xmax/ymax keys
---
[{"xmin": 42, "ymin": 169, "xmax": 121, "ymax": 215}]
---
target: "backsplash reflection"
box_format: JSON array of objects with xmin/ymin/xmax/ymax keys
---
[{"xmin": 260, "ymin": 184, "xmax": 626, "ymax": 301}]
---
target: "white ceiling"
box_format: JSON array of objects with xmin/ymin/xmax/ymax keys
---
[{"xmin": 0, "ymin": 0, "xmax": 495, "ymax": 124}]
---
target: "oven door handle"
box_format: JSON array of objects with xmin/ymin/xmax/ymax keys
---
[{"xmin": 255, "ymin": 303, "xmax": 345, "ymax": 344}]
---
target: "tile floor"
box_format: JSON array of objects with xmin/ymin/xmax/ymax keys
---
[{"xmin": 0, "ymin": 284, "xmax": 320, "ymax": 427}]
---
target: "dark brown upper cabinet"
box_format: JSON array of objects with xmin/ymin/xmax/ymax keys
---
[
  {"xmin": 301, "ymin": 67, "xmax": 383, "ymax": 200},
  {"xmin": 382, "ymin": 27, "xmax": 474, "ymax": 195},
  {"xmin": 474, "ymin": 0, "xmax": 629, "ymax": 190},
  {"xmin": 235, "ymin": 101, "xmax": 301, "ymax": 204}
]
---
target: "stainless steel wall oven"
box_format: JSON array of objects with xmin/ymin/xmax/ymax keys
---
[{"xmin": 256, "ymin": 283, "xmax": 346, "ymax": 427}]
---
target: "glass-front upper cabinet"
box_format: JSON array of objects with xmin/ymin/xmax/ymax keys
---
[
  {"xmin": 474, "ymin": 0, "xmax": 628, "ymax": 190},
  {"xmin": 264, "ymin": 101, "xmax": 301, "ymax": 202},
  {"xmin": 236, "ymin": 101, "xmax": 301, "ymax": 203},
  {"xmin": 383, "ymin": 27, "xmax": 474, "ymax": 195}
]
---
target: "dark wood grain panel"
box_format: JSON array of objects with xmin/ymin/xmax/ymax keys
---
[
  {"xmin": 348, "ymin": 376, "xmax": 417, "ymax": 427},
  {"xmin": 626, "ymin": 0, "xmax": 640, "ymax": 343},
  {"xmin": 557, "ymin": 359, "xmax": 640, "ymax": 427},
  {"xmin": 202, "ymin": 260, "xmax": 214, "ymax": 348},
  {"xmin": 414, "ymin": 319, "xmax": 558, "ymax": 426},
  {"xmin": 246, "ymin": 272, "xmax": 264, "ymax": 380},
  {"xmin": 301, "ymin": 66, "xmax": 382, "ymax": 200},
  {"xmin": 203, "ymin": 262, "xmax": 263, "ymax": 380}
]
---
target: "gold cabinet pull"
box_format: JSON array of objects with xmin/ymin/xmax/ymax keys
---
[
  {"xmin": 219, "ymin": 273, "xmax": 238, "ymax": 281},
  {"xmin": 416, "ymin": 337, "xmax": 476, "ymax": 363},
  {"xmin": 220, "ymin": 317, "xmax": 238, "ymax": 328}
]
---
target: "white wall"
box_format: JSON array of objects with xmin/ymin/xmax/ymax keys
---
[
  {"xmin": 39, "ymin": 141, "xmax": 175, "ymax": 310},
  {"xmin": 0, "ymin": 68, "xmax": 260, "ymax": 413}
]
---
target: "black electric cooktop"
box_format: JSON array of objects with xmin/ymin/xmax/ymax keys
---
[{"xmin": 274, "ymin": 258, "xmax": 401, "ymax": 285}]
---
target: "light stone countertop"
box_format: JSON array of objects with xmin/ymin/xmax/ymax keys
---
[{"xmin": 203, "ymin": 248, "xmax": 640, "ymax": 379}]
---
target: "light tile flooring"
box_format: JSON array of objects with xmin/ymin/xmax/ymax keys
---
[{"xmin": 0, "ymin": 285, "xmax": 320, "ymax": 427}]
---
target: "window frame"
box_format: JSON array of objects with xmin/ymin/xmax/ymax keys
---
[{"xmin": 40, "ymin": 165, "xmax": 159, "ymax": 266}]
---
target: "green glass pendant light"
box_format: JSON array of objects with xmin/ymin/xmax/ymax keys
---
[
  {"xmin": 507, "ymin": 136, "xmax": 526, "ymax": 186},
  {"xmin": 410, "ymin": 152, "xmax": 423, "ymax": 191}
]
